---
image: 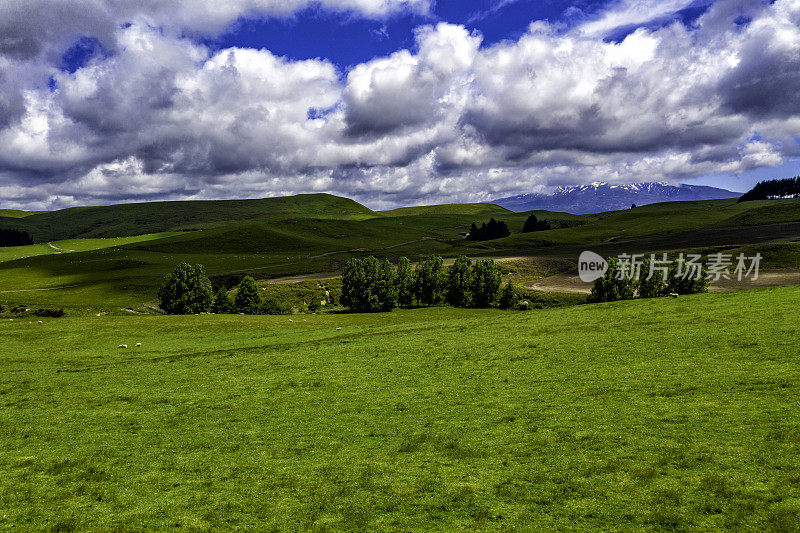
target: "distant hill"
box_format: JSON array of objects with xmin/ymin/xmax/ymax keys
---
[
  {"xmin": 379, "ymin": 203, "xmax": 510, "ymax": 217},
  {"xmin": 0, "ymin": 194, "xmax": 374, "ymax": 242},
  {"xmin": 493, "ymin": 182, "xmax": 741, "ymax": 214}
]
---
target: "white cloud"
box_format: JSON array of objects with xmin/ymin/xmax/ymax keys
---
[{"xmin": 1, "ymin": 0, "xmax": 800, "ymax": 209}]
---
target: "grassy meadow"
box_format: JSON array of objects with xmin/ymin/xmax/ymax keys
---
[{"xmin": 1, "ymin": 287, "xmax": 799, "ymax": 530}]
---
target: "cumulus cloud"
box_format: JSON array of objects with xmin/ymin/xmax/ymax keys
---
[{"xmin": 0, "ymin": 0, "xmax": 799, "ymax": 209}]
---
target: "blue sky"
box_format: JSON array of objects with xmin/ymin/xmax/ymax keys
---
[{"xmin": 0, "ymin": 0, "xmax": 799, "ymax": 209}]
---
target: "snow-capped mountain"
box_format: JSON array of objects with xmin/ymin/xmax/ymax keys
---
[{"xmin": 492, "ymin": 182, "xmax": 741, "ymax": 214}]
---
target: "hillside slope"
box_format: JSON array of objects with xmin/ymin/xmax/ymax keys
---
[{"xmin": 0, "ymin": 194, "xmax": 374, "ymax": 241}]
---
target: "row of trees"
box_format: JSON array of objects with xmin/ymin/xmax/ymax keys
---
[
  {"xmin": 0, "ymin": 229, "xmax": 34, "ymax": 247},
  {"xmin": 589, "ymin": 257, "xmax": 708, "ymax": 303},
  {"xmin": 341, "ymin": 255, "xmax": 516, "ymax": 312},
  {"xmin": 738, "ymin": 177, "xmax": 800, "ymax": 202},
  {"xmin": 466, "ymin": 214, "xmax": 555, "ymax": 241},
  {"xmin": 466, "ymin": 219, "xmax": 510, "ymax": 241},
  {"xmin": 158, "ymin": 264, "xmax": 287, "ymax": 315}
]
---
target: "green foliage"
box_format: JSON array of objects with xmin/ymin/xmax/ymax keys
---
[
  {"xmin": 738, "ymin": 176, "xmax": 800, "ymax": 202},
  {"xmin": 521, "ymin": 214, "xmax": 551, "ymax": 232},
  {"xmin": 466, "ymin": 218, "xmax": 511, "ymax": 241},
  {"xmin": 341, "ymin": 257, "xmax": 398, "ymax": 312},
  {"xmin": 471, "ymin": 258, "xmax": 502, "ymax": 307},
  {"xmin": 234, "ymin": 276, "xmax": 262, "ymax": 314},
  {"xmin": 414, "ymin": 255, "xmax": 446, "ymax": 306},
  {"xmin": 210, "ymin": 287, "xmax": 234, "ymax": 314},
  {"xmin": 667, "ymin": 259, "xmax": 710, "ymax": 295},
  {"xmin": 445, "ymin": 256, "xmax": 473, "ymax": 308},
  {"xmin": 259, "ymin": 297, "xmax": 289, "ymax": 315},
  {"xmin": 589, "ymin": 258, "xmax": 637, "ymax": 303},
  {"xmin": 396, "ymin": 257, "xmax": 416, "ymax": 307},
  {"xmin": 497, "ymin": 281, "xmax": 520, "ymax": 310},
  {"xmin": 157, "ymin": 263, "xmax": 213, "ymax": 315},
  {"xmin": 638, "ymin": 257, "xmax": 669, "ymax": 298}
]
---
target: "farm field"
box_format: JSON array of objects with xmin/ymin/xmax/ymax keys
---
[{"xmin": 1, "ymin": 287, "xmax": 798, "ymax": 530}]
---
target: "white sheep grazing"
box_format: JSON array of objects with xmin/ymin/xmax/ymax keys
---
[
  {"xmin": 669, "ymin": 293, "xmax": 679, "ymax": 298},
  {"xmin": 118, "ymin": 344, "xmax": 128, "ymax": 349},
  {"xmin": 336, "ymin": 327, "xmax": 342, "ymax": 331},
  {"xmin": 135, "ymin": 343, "xmax": 142, "ymax": 347},
  {"xmin": 37, "ymin": 320, "xmax": 43, "ymax": 324},
  {"xmin": 289, "ymin": 319, "xmax": 294, "ymax": 323}
]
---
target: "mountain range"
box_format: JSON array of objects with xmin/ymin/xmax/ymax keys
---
[{"xmin": 492, "ymin": 182, "xmax": 741, "ymax": 214}]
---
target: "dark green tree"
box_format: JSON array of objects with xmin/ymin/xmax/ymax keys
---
[
  {"xmin": 414, "ymin": 255, "xmax": 446, "ymax": 305},
  {"xmin": 396, "ymin": 257, "xmax": 416, "ymax": 307},
  {"xmin": 497, "ymin": 281, "xmax": 520, "ymax": 310},
  {"xmin": 638, "ymin": 257, "xmax": 668, "ymax": 298},
  {"xmin": 341, "ymin": 257, "xmax": 398, "ymax": 312},
  {"xmin": 471, "ymin": 258, "xmax": 502, "ymax": 307},
  {"xmin": 234, "ymin": 276, "xmax": 262, "ymax": 314},
  {"xmin": 210, "ymin": 286, "xmax": 234, "ymax": 314},
  {"xmin": 522, "ymin": 215, "xmax": 551, "ymax": 232},
  {"xmin": 445, "ymin": 256, "xmax": 473, "ymax": 308},
  {"xmin": 158, "ymin": 263, "xmax": 213, "ymax": 315},
  {"xmin": 667, "ymin": 259, "xmax": 709, "ymax": 295},
  {"xmin": 466, "ymin": 218, "xmax": 511, "ymax": 241},
  {"xmin": 588, "ymin": 258, "xmax": 637, "ymax": 303}
]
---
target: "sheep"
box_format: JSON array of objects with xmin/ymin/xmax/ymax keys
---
[
  {"xmin": 118, "ymin": 344, "xmax": 128, "ymax": 349},
  {"xmin": 669, "ymin": 293, "xmax": 679, "ymax": 298},
  {"xmin": 289, "ymin": 319, "xmax": 294, "ymax": 323},
  {"xmin": 135, "ymin": 343, "xmax": 142, "ymax": 347},
  {"xmin": 336, "ymin": 327, "xmax": 342, "ymax": 331}
]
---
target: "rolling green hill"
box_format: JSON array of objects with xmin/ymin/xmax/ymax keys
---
[
  {"xmin": 0, "ymin": 194, "xmax": 374, "ymax": 242},
  {"xmin": 0, "ymin": 209, "xmax": 33, "ymax": 218},
  {"xmin": 0, "ymin": 194, "xmax": 799, "ymax": 312},
  {"xmin": 379, "ymin": 202, "xmax": 510, "ymax": 217}
]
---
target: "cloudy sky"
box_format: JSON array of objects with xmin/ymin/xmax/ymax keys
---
[{"xmin": 0, "ymin": 0, "xmax": 798, "ymax": 210}]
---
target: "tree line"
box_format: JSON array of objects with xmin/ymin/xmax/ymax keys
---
[
  {"xmin": 466, "ymin": 214, "xmax": 553, "ymax": 242},
  {"xmin": 588, "ymin": 257, "xmax": 708, "ymax": 303},
  {"xmin": 738, "ymin": 177, "xmax": 800, "ymax": 202},
  {"xmin": 158, "ymin": 263, "xmax": 289, "ymax": 315},
  {"xmin": 0, "ymin": 229, "xmax": 34, "ymax": 247},
  {"xmin": 341, "ymin": 255, "xmax": 521, "ymax": 312}
]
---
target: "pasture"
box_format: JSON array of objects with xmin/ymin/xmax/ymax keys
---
[{"xmin": 1, "ymin": 287, "xmax": 798, "ymax": 530}]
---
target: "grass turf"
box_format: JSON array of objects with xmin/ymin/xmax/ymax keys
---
[{"xmin": 1, "ymin": 286, "xmax": 799, "ymax": 530}]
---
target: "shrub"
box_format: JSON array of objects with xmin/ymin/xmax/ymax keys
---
[
  {"xmin": 445, "ymin": 256, "xmax": 473, "ymax": 308},
  {"xmin": 588, "ymin": 258, "xmax": 637, "ymax": 303},
  {"xmin": 234, "ymin": 276, "xmax": 262, "ymax": 314},
  {"xmin": 33, "ymin": 308, "xmax": 65, "ymax": 318},
  {"xmin": 259, "ymin": 297, "xmax": 289, "ymax": 315},
  {"xmin": 158, "ymin": 263, "xmax": 213, "ymax": 315},
  {"xmin": 396, "ymin": 257, "xmax": 416, "ymax": 307},
  {"xmin": 307, "ymin": 299, "xmax": 322, "ymax": 313},
  {"xmin": 471, "ymin": 258, "xmax": 502, "ymax": 307},
  {"xmin": 210, "ymin": 286, "xmax": 234, "ymax": 314},
  {"xmin": 667, "ymin": 260, "xmax": 709, "ymax": 294},
  {"xmin": 341, "ymin": 257, "xmax": 398, "ymax": 312},
  {"xmin": 498, "ymin": 281, "xmax": 521, "ymax": 310},
  {"xmin": 414, "ymin": 255, "xmax": 446, "ymax": 306}
]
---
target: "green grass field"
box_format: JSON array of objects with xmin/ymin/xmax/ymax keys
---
[{"xmin": 1, "ymin": 287, "xmax": 798, "ymax": 530}]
